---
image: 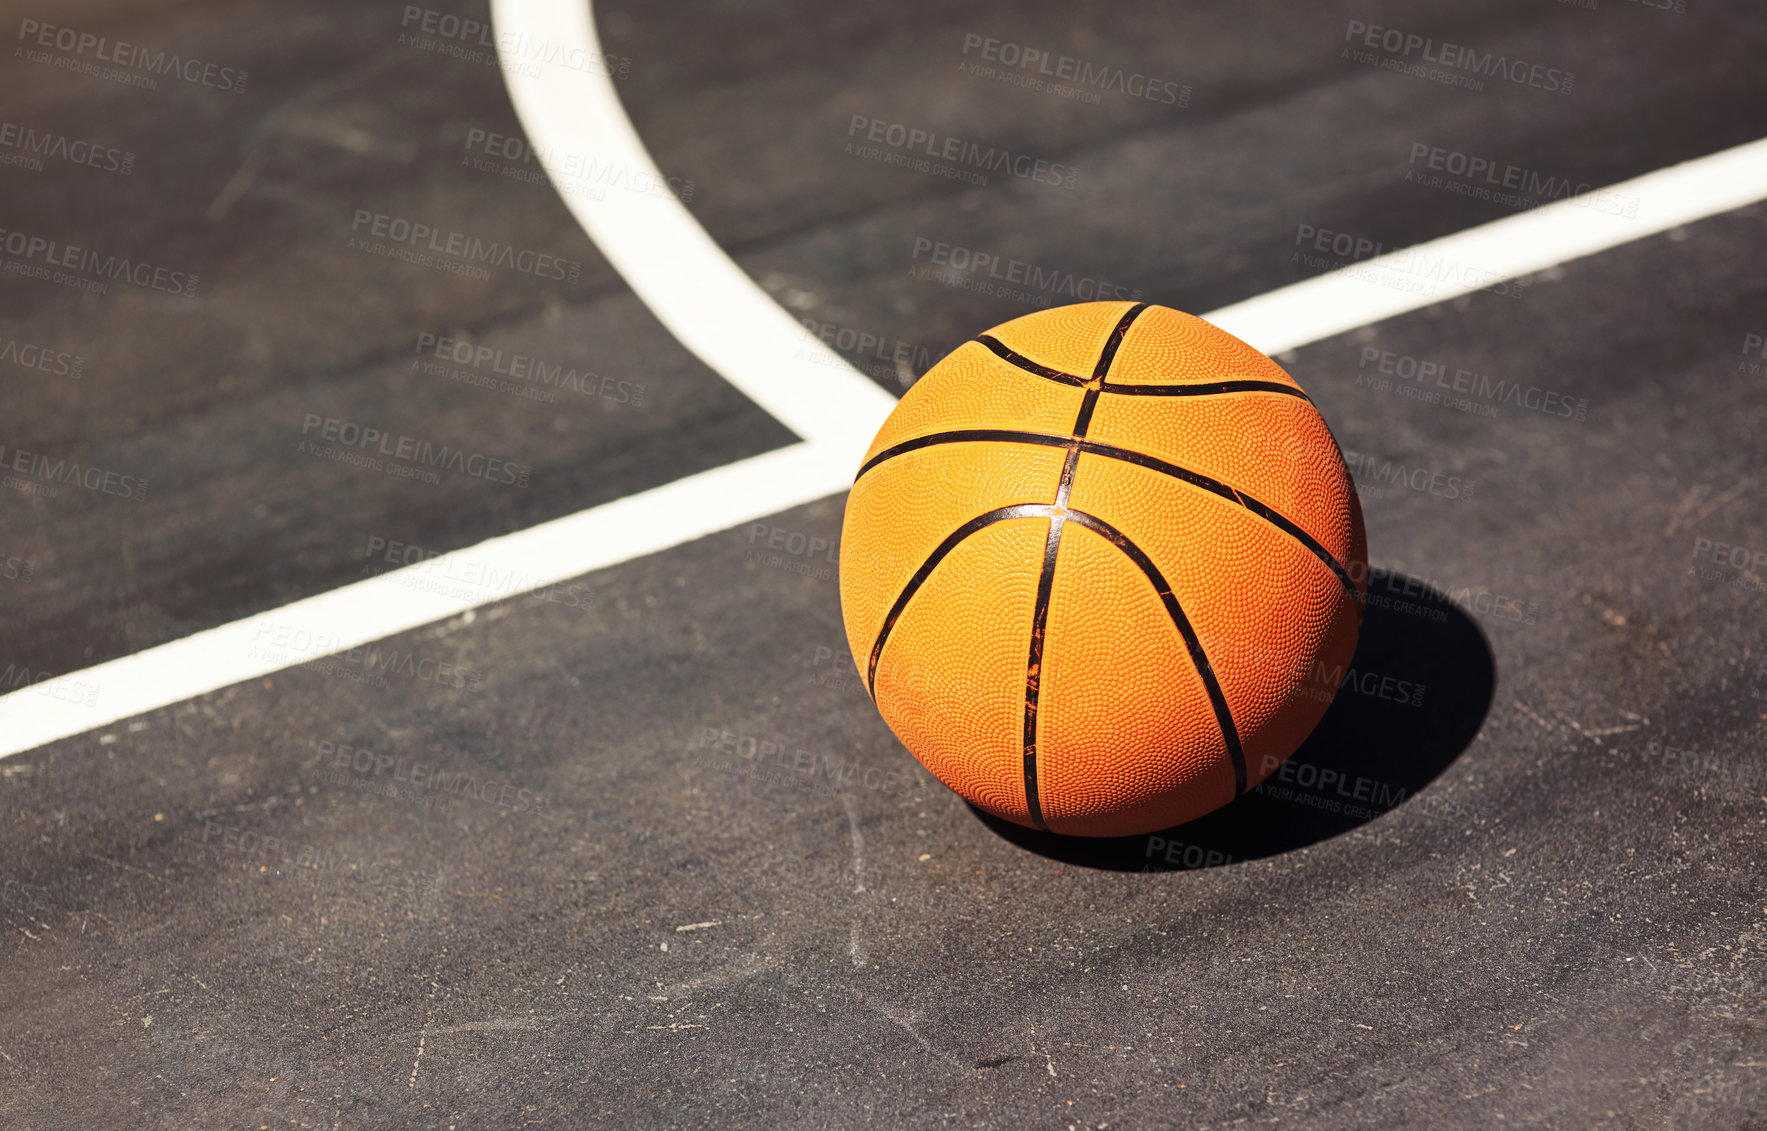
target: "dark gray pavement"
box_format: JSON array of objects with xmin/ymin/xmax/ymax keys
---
[{"xmin": 2, "ymin": 0, "xmax": 1766, "ymax": 1127}]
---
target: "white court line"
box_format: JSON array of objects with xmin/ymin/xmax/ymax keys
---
[
  {"xmin": 492, "ymin": 0, "xmax": 898, "ymax": 449},
  {"xmin": 3, "ymin": 0, "xmax": 1766, "ymax": 760},
  {"xmin": 1208, "ymin": 137, "xmax": 1767, "ymax": 355},
  {"xmin": 0, "ymin": 444, "xmax": 855, "ymax": 756}
]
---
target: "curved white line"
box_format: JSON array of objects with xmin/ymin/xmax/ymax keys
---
[{"xmin": 490, "ymin": 0, "xmax": 897, "ymax": 448}]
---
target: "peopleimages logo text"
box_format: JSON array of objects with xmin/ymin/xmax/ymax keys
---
[
  {"xmin": 911, "ymin": 238, "xmax": 1141, "ymax": 301},
  {"xmin": 349, "ymin": 210, "xmax": 582, "ymax": 283},
  {"xmin": 0, "ymin": 227, "xmax": 197, "ymax": 296},
  {"xmin": 848, "ymin": 116, "xmax": 1078, "ymax": 189},
  {"xmin": 959, "ymin": 33, "xmax": 1189, "ymax": 106},
  {"xmin": 0, "ymin": 443, "xmax": 146, "ymax": 501},
  {"xmin": 299, "ymin": 414, "xmax": 531, "ymax": 487},
  {"xmin": 1343, "ymin": 21, "xmax": 1574, "ymax": 94},
  {"xmin": 17, "ymin": 19, "xmax": 248, "ymax": 92}
]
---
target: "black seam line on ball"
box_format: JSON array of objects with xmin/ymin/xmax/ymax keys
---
[
  {"xmin": 1053, "ymin": 442, "xmax": 1084, "ymax": 511},
  {"xmin": 854, "ymin": 429, "xmax": 1070, "ymax": 482},
  {"xmin": 1069, "ymin": 389, "xmax": 1103, "ymax": 447},
  {"xmin": 1099, "ymin": 379, "xmax": 1310, "ymax": 401},
  {"xmin": 973, "ymin": 307, "xmax": 1308, "ymax": 406},
  {"xmin": 1020, "ymin": 301, "xmax": 1151, "ymax": 831},
  {"xmin": 1076, "ymin": 442, "xmax": 1362, "ymax": 611},
  {"xmin": 852, "ymin": 431, "xmax": 1361, "ymax": 611},
  {"xmin": 865, "ymin": 504, "xmax": 1058, "ymax": 701},
  {"xmin": 977, "ymin": 334, "xmax": 1308, "ymax": 402},
  {"xmin": 1090, "ymin": 302, "xmax": 1149, "ymax": 383},
  {"xmin": 973, "ymin": 336, "xmax": 1087, "ymax": 386},
  {"xmin": 1053, "ymin": 399, "xmax": 1091, "ymax": 510},
  {"xmin": 1021, "ymin": 512, "xmax": 1064, "ymax": 832},
  {"xmin": 1064, "ymin": 508, "xmax": 1249, "ymax": 797},
  {"xmin": 1067, "ymin": 302, "xmax": 1146, "ymax": 444}
]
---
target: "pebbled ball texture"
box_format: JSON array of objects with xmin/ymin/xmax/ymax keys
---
[{"xmin": 839, "ymin": 302, "xmax": 1367, "ymax": 837}]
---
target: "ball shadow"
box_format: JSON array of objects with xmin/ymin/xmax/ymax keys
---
[{"xmin": 971, "ymin": 571, "xmax": 1496, "ymax": 871}]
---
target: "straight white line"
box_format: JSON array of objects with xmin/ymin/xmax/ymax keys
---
[
  {"xmin": 0, "ymin": 442, "xmax": 854, "ymax": 757},
  {"xmin": 3, "ymin": 0, "xmax": 1765, "ymax": 758},
  {"xmin": 1208, "ymin": 137, "xmax": 1767, "ymax": 356}
]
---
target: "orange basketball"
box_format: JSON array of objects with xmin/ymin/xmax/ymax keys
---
[{"xmin": 838, "ymin": 301, "xmax": 1367, "ymax": 837}]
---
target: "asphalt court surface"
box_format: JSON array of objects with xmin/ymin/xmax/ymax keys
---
[{"xmin": 3, "ymin": 0, "xmax": 1767, "ymax": 1127}]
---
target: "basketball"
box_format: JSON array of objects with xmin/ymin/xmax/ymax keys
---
[{"xmin": 839, "ymin": 301, "xmax": 1368, "ymax": 837}]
